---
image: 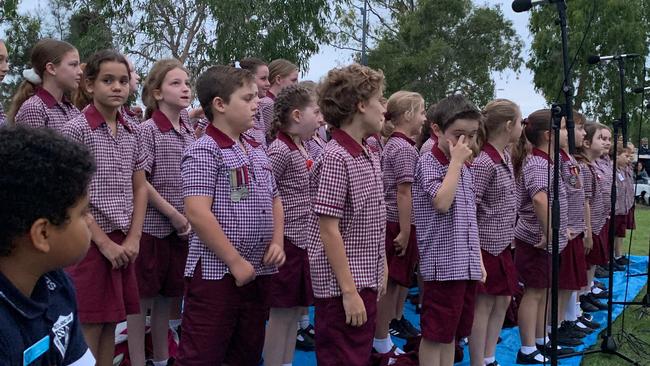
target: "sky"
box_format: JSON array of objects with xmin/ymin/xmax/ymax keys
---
[{"xmin": 16, "ymin": 0, "xmax": 548, "ymax": 115}]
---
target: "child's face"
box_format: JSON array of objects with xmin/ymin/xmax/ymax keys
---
[
  {"xmin": 600, "ymin": 128, "xmax": 612, "ymax": 155},
  {"xmin": 296, "ymin": 99, "xmax": 322, "ymax": 140},
  {"xmin": 508, "ymin": 110, "xmax": 524, "ymax": 144},
  {"xmin": 49, "ymin": 195, "xmax": 92, "ymax": 267},
  {"xmin": 254, "ymin": 65, "xmax": 271, "ymax": 98},
  {"xmin": 157, "ymin": 67, "xmax": 192, "ymax": 110},
  {"xmin": 276, "ymin": 69, "xmax": 299, "ymax": 89},
  {"xmin": 617, "ymin": 152, "xmax": 629, "ymax": 167},
  {"xmin": 436, "ymin": 118, "xmax": 480, "ymax": 156},
  {"xmin": 53, "ymin": 50, "xmax": 82, "ymax": 92},
  {"xmin": 359, "ymin": 92, "xmax": 386, "ymax": 136},
  {"xmin": 559, "ymin": 117, "xmax": 569, "ymax": 149},
  {"xmin": 574, "ymin": 122, "xmax": 587, "ymax": 147},
  {"xmin": 0, "ymin": 42, "xmax": 8, "ymax": 82},
  {"xmin": 87, "ymin": 61, "xmax": 130, "ymax": 109},
  {"xmin": 584, "ymin": 129, "xmax": 605, "ymax": 156},
  {"xmin": 406, "ymin": 102, "xmax": 427, "ymax": 137},
  {"xmin": 222, "ymin": 81, "xmax": 259, "ymax": 133},
  {"xmin": 127, "ymin": 59, "xmax": 140, "ymax": 96}
]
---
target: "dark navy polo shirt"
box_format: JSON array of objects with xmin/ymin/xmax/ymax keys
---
[{"xmin": 0, "ymin": 270, "xmax": 94, "ymax": 365}]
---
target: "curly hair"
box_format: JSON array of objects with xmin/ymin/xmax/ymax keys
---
[
  {"xmin": 0, "ymin": 125, "xmax": 96, "ymax": 256},
  {"xmin": 317, "ymin": 64, "xmax": 385, "ymax": 128},
  {"xmin": 267, "ymin": 84, "xmax": 316, "ymax": 141}
]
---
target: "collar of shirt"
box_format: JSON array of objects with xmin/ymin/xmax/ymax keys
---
[
  {"xmin": 152, "ymin": 109, "xmax": 191, "ymax": 134},
  {"xmin": 35, "ymin": 87, "xmax": 71, "ymax": 109},
  {"xmin": 482, "ymin": 142, "xmax": 504, "ymax": 164},
  {"xmin": 532, "ymin": 147, "xmax": 552, "ymax": 162},
  {"xmin": 84, "ymin": 104, "xmax": 131, "ymax": 132},
  {"xmin": 389, "ymin": 131, "xmax": 416, "ymax": 146},
  {"xmin": 0, "ymin": 271, "xmax": 49, "ymax": 320},
  {"xmin": 431, "ymin": 145, "xmax": 450, "ymax": 166},
  {"xmin": 266, "ymin": 90, "xmax": 276, "ymax": 100},
  {"xmin": 331, "ymin": 128, "xmax": 364, "ymax": 157},
  {"xmin": 277, "ymin": 131, "xmax": 299, "ymax": 151},
  {"xmin": 559, "ymin": 149, "xmax": 571, "ymax": 162},
  {"xmin": 205, "ymin": 123, "xmax": 261, "ymax": 149}
]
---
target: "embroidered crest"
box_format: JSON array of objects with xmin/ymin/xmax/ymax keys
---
[{"xmin": 52, "ymin": 313, "xmax": 73, "ymax": 358}]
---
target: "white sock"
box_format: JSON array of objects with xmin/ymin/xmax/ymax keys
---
[
  {"xmin": 484, "ymin": 356, "xmax": 496, "ymax": 364},
  {"xmin": 153, "ymin": 360, "xmax": 168, "ymax": 366},
  {"xmin": 536, "ymin": 336, "xmax": 549, "ymax": 345},
  {"xmin": 521, "ymin": 346, "xmax": 538, "ymax": 354},
  {"xmin": 169, "ymin": 319, "xmax": 181, "ymax": 329},
  {"xmin": 565, "ymin": 292, "xmax": 578, "ymax": 321},
  {"xmin": 299, "ymin": 315, "xmax": 310, "ymax": 330},
  {"xmin": 373, "ymin": 337, "xmax": 395, "ymax": 354}
]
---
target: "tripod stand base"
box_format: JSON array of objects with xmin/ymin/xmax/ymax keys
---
[{"xmin": 598, "ymin": 336, "xmax": 642, "ymax": 365}]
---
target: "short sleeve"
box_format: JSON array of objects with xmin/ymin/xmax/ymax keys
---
[
  {"xmin": 392, "ymin": 146, "xmax": 418, "ymax": 185},
  {"xmin": 267, "ymin": 143, "xmax": 288, "ymax": 182},
  {"xmin": 132, "ymin": 125, "xmax": 148, "ymax": 172},
  {"xmin": 415, "ymin": 154, "xmax": 445, "ymax": 201},
  {"xmin": 62, "ymin": 118, "xmax": 85, "ymax": 144},
  {"xmin": 15, "ymin": 100, "xmax": 47, "ymax": 128},
  {"xmin": 136, "ymin": 124, "xmax": 155, "ymax": 174},
  {"xmin": 471, "ymin": 159, "xmax": 495, "ymax": 206},
  {"xmin": 313, "ymin": 153, "xmax": 347, "ymax": 218},
  {"xmin": 523, "ymin": 160, "xmax": 549, "ymax": 199},
  {"xmin": 181, "ymin": 140, "xmax": 220, "ymax": 197},
  {"xmin": 581, "ymin": 164, "xmax": 594, "ymax": 201}
]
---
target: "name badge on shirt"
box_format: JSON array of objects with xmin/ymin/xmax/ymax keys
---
[
  {"xmin": 23, "ymin": 335, "xmax": 50, "ymax": 366},
  {"xmin": 618, "ymin": 172, "xmax": 625, "ymax": 181},
  {"xmin": 229, "ymin": 166, "xmax": 250, "ymax": 202}
]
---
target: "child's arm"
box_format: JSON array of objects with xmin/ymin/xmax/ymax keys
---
[
  {"xmin": 319, "ymin": 215, "xmax": 367, "ymax": 327},
  {"xmin": 185, "ymin": 196, "xmax": 255, "ymax": 286},
  {"xmin": 584, "ymin": 201, "xmax": 593, "ymax": 254},
  {"xmin": 432, "ymin": 136, "xmax": 473, "ymax": 213},
  {"xmin": 532, "ymin": 191, "xmax": 551, "ymax": 248},
  {"xmin": 88, "ymin": 216, "xmax": 129, "ymax": 269},
  {"xmin": 123, "ymin": 170, "xmax": 147, "ymax": 261},
  {"xmin": 145, "ymin": 182, "xmax": 190, "ymax": 236},
  {"xmin": 394, "ymin": 183, "xmax": 412, "ymax": 256},
  {"xmin": 263, "ymin": 196, "xmax": 286, "ymax": 266}
]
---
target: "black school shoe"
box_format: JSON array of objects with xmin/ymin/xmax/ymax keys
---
[
  {"xmin": 399, "ymin": 316, "xmax": 420, "ymax": 337},
  {"xmin": 580, "ymin": 297, "xmax": 599, "ymax": 312},
  {"xmin": 579, "ymin": 314, "xmax": 600, "ymax": 329},
  {"xmin": 593, "ymin": 280, "xmax": 608, "ymax": 290},
  {"xmin": 536, "ymin": 342, "xmax": 576, "ymax": 356},
  {"xmin": 569, "ymin": 320, "xmax": 595, "ymax": 334},
  {"xmin": 595, "ymin": 266, "xmax": 610, "ymax": 278},
  {"xmin": 561, "ymin": 320, "xmax": 590, "ymax": 337},
  {"xmin": 590, "ymin": 287, "xmax": 609, "ymax": 299},
  {"xmin": 585, "ymin": 293, "xmax": 609, "ymax": 310},
  {"xmin": 616, "ymin": 255, "xmax": 630, "ymax": 265},
  {"xmin": 611, "ymin": 261, "xmax": 626, "ymax": 272},
  {"xmin": 551, "ymin": 329, "xmax": 584, "ymax": 347},
  {"xmin": 516, "ymin": 350, "xmax": 548, "ymax": 364},
  {"xmin": 296, "ymin": 327, "xmax": 315, "ymax": 351},
  {"xmin": 485, "ymin": 361, "xmax": 500, "ymax": 366}
]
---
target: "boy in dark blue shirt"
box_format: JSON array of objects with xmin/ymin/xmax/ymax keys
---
[{"xmin": 0, "ymin": 126, "xmax": 96, "ymax": 365}]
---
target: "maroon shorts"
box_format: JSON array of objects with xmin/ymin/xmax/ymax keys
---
[
  {"xmin": 614, "ymin": 215, "xmax": 628, "ymax": 238},
  {"xmin": 600, "ymin": 219, "xmax": 612, "ymax": 254},
  {"xmin": 385, "ymin": 222, "xmax": 419, "ymax": 287},
  {"xmin": 135, "ymin": 232, "xmax": 188, "ymax": 298},
  {"xmin": 559, "ymin": 235, "xmax": 588, "ymax": 290},
  {"xmin": 627, "ymin": 207, "xmax": 636, "ymax": 229},
  {"xmin": 421, "ymin": 280, "xmax": 477, "ymax": 343},
  {"xmin": 67, "ymin": 231, "xmax": 140, "ymax": 323},
  {"xmin": 264, "ymin": 238, "xmax": 313, "ymax": 308},
  {"xmin": 586, "ymin": 229, "xmax": 609, "ymax": 266},
  {"xmin": 314, "ymin": 289, "xmax": 377, "ymax": 366},
  {"xmin": 477, "ymin": 249, "xmax": 517, "ymax": 296},
  {"xmin": 176, "ymin": 266, "xmax": 268, "ymax": 366},
  {"xmin": 514, "ymin": 238, "xmax": 551, "ymax": 289}
]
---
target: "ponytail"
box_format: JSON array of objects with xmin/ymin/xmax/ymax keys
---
[
  {"xmin": 478, "ymin": 98, "xmax": 520, "ymax": 151},
  {"xmin": 7, "ymin": 81, "xmax": 37, "ymax": 124},
  {"xmin": 512, "ymin": 109, "xmax": 552, "ymax": 179}
]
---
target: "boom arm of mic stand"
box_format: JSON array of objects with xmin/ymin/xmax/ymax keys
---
[{"xmin": 556, "ymin": 0, "xmax": 576, "ymax": 154}]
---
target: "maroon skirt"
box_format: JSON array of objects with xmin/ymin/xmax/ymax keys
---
[
  {"xmin": 586, "ymin": 227, "xmax": 609, "ymax": 266},
  {"xmin": 559, "ymin": 235, "xmax": 588, "ymax": 290}
]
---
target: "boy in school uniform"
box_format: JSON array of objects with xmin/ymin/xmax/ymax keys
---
[
  {"xmin": 176, "ymin": 65, "xmax": 285, "ymax": 366},
  {"xmin": 0, "ymin": 126, "xmax": 96, "ymax": 365},
  {"xmin": 306, "ymin": 64, "xmax": 388, "ymax": 366}
]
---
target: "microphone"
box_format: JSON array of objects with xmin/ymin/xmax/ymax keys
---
[
  {"xmin": 633, "ymin": 86, "xmax": 650, "ymax": 94},
  {"xmin": 587, "ymin": 54, "xmax": 641, "ymax": 65},
  {"xmin": 512, "ymin": 0, "xmax": 560, "ymax": 13}
]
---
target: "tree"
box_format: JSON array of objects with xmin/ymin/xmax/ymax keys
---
[
  {"xmin": 366, "ymin": 0, "xmax": 523, "ymax": 106},
  {"xmin": 527, "ymin": 0, "xmax": 650, "ymax": 142},
  {"xmin": 0, "ymin": 0, "xmax": 19, "ymax": 24}
]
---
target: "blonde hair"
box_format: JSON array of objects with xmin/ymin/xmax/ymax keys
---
[
  {"xmin": 478, "ymin": 98, "xmax": 520, "ymax": 149},
  {"xmin": 382, "ymin": 91, "xmax": 424, "ymax": 137},
  {"xmin": 268, "ymin": 59, "xmax": 298, "ymax": 85},
  {"xmin": 142, "ymin": 58, "xmax": 189, "ymax": 119}
]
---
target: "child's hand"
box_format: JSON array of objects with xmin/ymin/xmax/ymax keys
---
[
  {"xmin": 480, "ymin": 261, "xmax": 487, "ymax": 283},
  {"xmin": 122, "ymin": 237, "xmax": 140, "ymax": 262},
  {"xmin": 393, "ymin": 231, "xmax": 409, "ymax": 257},
  {"xmin": 98, "ymin": 241, "xmax": 130, "ymax": 269},
  {"xmin": 449, "ymin": 135, "xmax": 473, "ymax": 165},
  {"xmin": 263, "ymin": 242, "xmax": 286, "ymax": 267},
  {"xmin": 584, "ymin": 235, "xmax": 593, "ymax": 254},
  {"xmin": 378, "ymin": 260, "xmax": 389, "ymax": 298},
  {"xmin": 342, "ymin": 291, "xmax": 367, "ymax": 327},
  {"xmin": 171, "ymin": 213, "xmax": 192, "ymax": 240},
  {"xmin": 230, "ymin": 257, "xmax": 256, "ymax": 287},
  {"xmin": 535, "ymin": 234, "xmax": 550, "ymax": 250}
]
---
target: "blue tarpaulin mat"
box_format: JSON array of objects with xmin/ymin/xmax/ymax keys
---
[{"xmin": 291, "ymin": 255, "xmax": 648, "ymax": 365}]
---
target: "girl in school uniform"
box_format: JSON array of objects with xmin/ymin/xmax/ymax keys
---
[
  {"xmin": 300, "ymin": 80, "xmax": 329, "ymax": 162},
  {"xmin": 468, "ymin": 99, "xmax": 523, "ymax": 366},
  {"xmin": 260, "ymin": 59, "xmax": 299, "ymax": 143},
  {"xmin": 418, "ymin": 103, "xmax": 438, "ymax": 155},
  {"xmin": 413, "ymin": 94, "xmax": 485, "ymax": 366},
  {"xmin": 9, "ymin": 38, "xmax": 82, "ymax": 130},
  {"xmin": 127, "ymin": 59, "xmax": 195, "ymax": 366},
  {"xmin": 595, "ymin": 126, "xmax": 614, "ymax": 273},
  {"xmin": 613, "ymin": 144, "xmax": 633, "ymax": 264},
  {"xmin": 121, "ymin": 56, "xmax": 142, "ymax": 125},
  {"xmin": 236, "ymin": 57, "xmax": 271, "ymax": 146},
  {"xmin": 374, "ymin": 91, "xmax": 426, "ymax": 354},
  {"xmin": 262, "ymin": 84, "xmax": 322, "ymax": 366},
  {"xmin": 62, "ymin": 49, "xmax": 148, "ymax": 366},
  {"xmin": 510, "ymin": 109, "xmax": 569, "ymax": 364}
]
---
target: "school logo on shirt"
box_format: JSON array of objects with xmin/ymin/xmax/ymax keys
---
[{"xmin": 52, "ymin": 313, "xmax": 73, "ymax": 358}]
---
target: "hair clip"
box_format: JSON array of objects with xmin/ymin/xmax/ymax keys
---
[{"xmin": 23, "ymin": 68, "xmax": 42, "ymax": 85}]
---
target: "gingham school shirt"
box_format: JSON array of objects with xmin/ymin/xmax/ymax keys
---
[
  {"xmin": 258, "ymin": 90, "xmax": 276, "ymax": 138},
  {"xmin": 0, "ymin": 104, "xmax": 5, "ymax": 125},
  {"xmin": 580, "ymin": 160, "xmax": 606, "ymax": 234},
  {"xmin": 615, "ymin": 167, "xmax": 633, "ymax": 215},
  {"xmin": 138, "ymin": 110, "xmax": 195, "ymax": 238},
  {"xmin": 267, "ymin": 132, "xmax": 313, "ymax": 248},
  {"xmin": 15, "ymin": 88, "xmax": 80, "ymax": 131},
  {"xmin": 382, "ymin": 132, "xmax": 418, "ymax": 224},
  {"xmin": 194, "ymin": 117, "xmax": 210, "ymax": 136},
  {"xmin": 63, "ymin": 104, "xmax": 147, "ymax": 234},
  {"xmin": 560, "ymin": 150, "xmax": 586, "ymax": 235},
  {"xmin": 366, "ymin": 133, "xmax": 384, "ymax": 157},
  {"xmin": 306, "ymin": 128, "xmax": 386, "ymax": 298},
  {"xmin": 594, "ymin": 157, "xmax": 613, "ymax": 212},
  {"xmin": 419, "ymin": 136, "xmax": 437, "ymax": 155},
  {"xmin": 624, "ymin": 166, "xmax": 635, "ymax": 212},
  {"xmin": 305, "ymin": 134, "xmax": 327, "ymax": 162},
  {"xmin": 413, "ymin": 145, "xmax": 482, "ymax": 282},
  {"xmin": 471, "ymin": 143, "xmax": 517, "ymax": 256},
  {"xmin": 245, "ymin": 109, "xmax": 267, "ymax": 147},
  {"xmin": 181, "ymin": 124, "xmax": 279, "ymax": 280},
  {"xmin": 514, "ymin": 148, "xmax": 569, "ymax": 251}
]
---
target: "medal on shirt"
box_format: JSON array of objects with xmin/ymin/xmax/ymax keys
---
[
  {"xmin": 229, "ymin": 166, "xmax": 250, "ymax": 202},
  {"xmin": 569, "ymin": 164, "xmax": 581, "ymax": 188}
]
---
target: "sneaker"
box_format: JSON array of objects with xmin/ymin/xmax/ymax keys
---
[
  {"xmin": 516, "ymin": 350, "xmax": 548, "ymax": 364},
  {"xmin": 616, "ymin": 255, "xmax": 630, "ymax": 265},
  {"xmin": 389, "ymin": 318, "xmax": 412, "ymax": 339},
  {"xmin": 399, "ymin": 316, "xmax": 420, "ymax": 337},
  {"xmin": 296, "ymin": 327, "xmax": 315, "ymax": 351},
  {"xmin": 585, "ymin": 293, "xmax": 608, "ymax": 310},
  {"xmin": 595, "ymin": 266, "xmax": 610, "ymax": 278},
  {"xmin": 578, "ymin": 314, "xmax": 600, "ymax": 329},
  {"xmin": 580, "ymin": 297, "xmax": 599, "ymax": 312},
  {"xmin": 536, "ymin": 342, "xmax": 575, "ymax": 356}
]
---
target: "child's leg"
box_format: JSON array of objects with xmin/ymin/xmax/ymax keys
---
[
  {"xmin": 263, "ymin": 307, "xmax": 301, "ymax": 366},
  {"xmin": 614, "ymin": 236, "xmax": 623, "ymax": 259},
  {"xmin": 518, "ymin": 288, "xmax": 542, "ymax": 347},
  {"xmin": 98, "ymin": 323, "xmax": 118, "ymax": 366},
  {"xmin": 81, "ymin": 323, "xmax": 103, "ymax": 359},
  {"xmin": 419, "ymin": 338, "xmax": 442, "ymax": 366},
  {"xmin": 440, "ymin": 341, "xmax": 456, "ymax": 366},
  {"xmin": 558, "ymin": 290, "xmax": 572, "ymax": 323},
  {"xmin": 395, "ymin": 285, "xmax": 409, "ymax": 319},
  {"xmin": 468, "ymin": 294, "xmax": 494, "ymax": 366},
  {"xmin": 535, "ymin": 290, "xmax": 549, "ymax": 341},
  {"xmin": 151, "ymin": 296, "xmax": 172, "ymax": 362},
  {"xmin": 127, "ymin": 298, "xmax": 153, "ymax": 366},
  {"xmin": 484, "ymin": 295, "xmax": 510, "ymax": 359},
  {"xmin": 374, "ymin": 280, "xmax": 399, "ymax": 352},
  {"xmin": 282, "ymin": 309, "xmax": 301, "ymax": 364}
]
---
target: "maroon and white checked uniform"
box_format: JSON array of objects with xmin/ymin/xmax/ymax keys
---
[
  {"xmin": 413, "ymin": 145, "xmax": 482, "ymax": 281},
  {"xmin": 305, "ymin": 134, "xmax": 327, "ymax": 162},
  {"xmin": 419, "ymin": 136, "xmax": 437, "ymax": 155},
  {"xmin": 306, "ymin": 128, "xmax": 386, "ymax": 298},
  {"xmin": 382, "ymin": 132, "xmax": 418, "ymax": 223},
  {"xmin": 594, "ymin": 156, "xmax": 613, "ymax": 214},
  {"xmin": 267, "ymin": 132, "xmax": 313, "ymax": 247},
  {"xmin": 258, "ymin": 90, "xmax": 276, "ymax": 138},
  {"xmin": 193, "ymin": 117, "xmax": 210, "ymax": 136},
  {"xmin": 366, "ymin": 133, "xmax": 384, "ymax": 157},
  {"xmin": 560, "ymin": 150, "xmax": 586, "ymax": 235},
  {"xmin": 121, "ymin": 105, "xmax": 141, "ymax": 125},
  {"xmin": 624, "ymin": 166, "xmax": 635, "ymax": 212},
  {"xmin": 0, "ymin": 104, "xmax": 6, "ymax": 125},
  {"xmin": 138, "ymin": 110, "xmax": 195, "ymax": 237},
  {"xmin": 471, "ymin": 143, "xmax": 517, "ymax": 256},
  {"xmin": 582, "ymin": 161, "xmax": 607, "ymax": 235},
  {"xmin": 63, "ymin": 104, "xmax": 147, "ymax": 233},
  {"xmin": 181, "ymin": 124, "xmax": 279, "ymax": 280},
  {"xmin": 245, "ymin": 110, "xmax": 267, "ymax": 147},
  {"xmin": 514, "ymin": 148, "xmax": 569, "ymax": 251},
  {"xmin": 15, "ymin": 87, "xmax": 80, "ymax": 131}
]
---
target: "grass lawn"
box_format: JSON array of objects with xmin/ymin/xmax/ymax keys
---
[{"xmin": 582, "ymin": 205, "xmax": 650, "ymax": 366}]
